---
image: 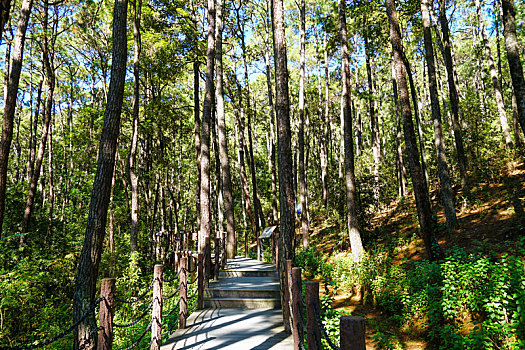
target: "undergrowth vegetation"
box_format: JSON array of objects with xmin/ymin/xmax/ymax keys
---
[{"xmin": 296, "ymin": 237, "xmax": 525, "ymax": 349}]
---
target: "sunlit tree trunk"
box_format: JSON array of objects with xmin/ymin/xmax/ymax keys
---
[
  {"xmin": 439, "ymin": 0, "xmax": 469, "ymax": 197},
  {"xmin": 364, "ymin": 34, "xmax": 380, "ymax": 208},
  {"xmin": 501, "ymin": 0, "xmax": 525, "ymax": 135},
  {"xmin": 215, "ymin": 0, "xmax": 236, "ymax": 259},
  {"xmin": 392, "ymin": 59, "xmax": 406, "ymax": 198},
  {"xmin": 200, "ymin": 0, "xmax": 215, "ymax": 284},
  {"xmin": 386, "ymin": 0, "xmax": 443, "ymax": 261},
  {"xmin": 298, "ymin": 0, "xmax": 308, "ymax": 248},
  {"xmin": 21, "ymin": 0, "xmax": 55, "ymax": 237},
  {"xmin": 272, "ymin": 0, "xmax": 295, "ymax": 331},
  {"xmin": 0, "ymin": 0, "xmax": 34, "ymax": 235},
  {"xmin": 421, "ymin": 0, "xmax": 458, "ymax": 231},
  {"xmin": 475, "ymin": 0, "xmax": 513, "ymax": 147},
  {"xmin": 128, "ymin": 0, "xmax": 141, "ymax": 253},
  {"xmin": 73, "ymin": 0, "xmax": 128, "ymax": 346},
  {"xmin": 339, "ymin": 0, "xmax": 364, "ymax": 261}
]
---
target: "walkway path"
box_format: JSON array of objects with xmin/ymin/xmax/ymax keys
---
[{"xmin": 161, "ymin": 257, "xmax": 293, "ymax": 349}]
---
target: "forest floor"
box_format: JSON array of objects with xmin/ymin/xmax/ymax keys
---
[{"xmin": 308, "ymin": 158, "xmax": 525, "ymax": 349}]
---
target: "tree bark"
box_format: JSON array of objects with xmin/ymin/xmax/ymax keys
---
[
  {"xmin": 298, "ymin": 0, "xmax": 308, "ymax": 248},
  {"xmin": 128, "ymin": 0, "xmax": 141, "ymax": 253},
  {"xmin": 392, "ymin": 59, "xmax": 407, "ymax": 198},
  {"xmin": 215, "ymin": 0, "xmax": 236, "ymax": 259},
  {"xmin": 475, "ymin": 0, "xmax": 513, "ymax": 147},
  {"xmin": 364, "ymin": 34, "xmax": 381, "ymax": 208},
  {"xmin": 21, "ymin": 0, "xmax": 55, "ymax": 237},
  {"xmin": 73, "ymin": 0, "xmax": 128, "ymax": 346},
  {"xmin": 421, "ymin": 0, "xmax": 458, "ymax": 231},
  {"xmin": 200, "ymin": 0, "xmax": 215, "ymax": 277},
  {"xmin": 386, "ymin": 0, "xmax": 443, "ymax": 261},
  {"xmin": 271, "ymin": 0, "xmax": 295, "ymax": 331},
  {"xmin": 339, "ymin": 0, "xmax": 364, "ymax": 262},
  {"xmin": 438, "ymin": 0, "xmax": 469, "ymax": 197},
  {"xmin": 0, "ymin": 0, "xmax": 34, "ymax": 235},
  {"xmin": 501, "ymin": 0, "xmax": 525, "ymax": 135}
]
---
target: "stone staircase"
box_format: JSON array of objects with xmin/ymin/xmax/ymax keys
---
[{"xmin": 204, "ymin": 257, "xmax": 281, "ymax": 309}]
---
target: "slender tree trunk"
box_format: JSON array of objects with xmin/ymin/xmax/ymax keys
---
[
  {"xmin": 199, "ymin": 0, "xmax": 215, "ymax": 276},
  {"xmin": 386, "ymin": 0, "xmax": 443, "ymax": 261},
  {"xmin": 73, "ymin": 0, "xmax": 128, "ymax": 346},
  {"xmin": 27, "ymin": 78, "xmax": 42, "ymax": 183},
  {"xmin": 0, "ymin": 0, "xmax": 34, "ymax": 235},
  {"xmin": 439, "ymin": 0, "xmax": 469, "ymax": 197},
  {"xmin": 339, "ymin": 0, "xmax": 364, "ymax": 261},
  {"xmin": 512, "ymin": 91, "xmax": 524, "ymax": 146},
  {"xmin": 364, "ymin": 34, "xmax": 380, "ymax": 208},
  {"xmin": 129, "ymin": 0, "xmax": 141, "ymax": 253},
  {"xmin": 215, "ymin": 0, "xmax": 236, "ymax": 259},
  {"xmin": 392, "ymin": 60, "xmax": 407, "ymax": 198},
  {"xmin": 317, "ymin": 32, "xmax": 329, "ymax": 208},
  {"xmin": 263, "ymin": 15, "xmax": 279, "ymax": 224},
  {"xmin": 475, "ymin": 0, "xmax": 513, "ymax": 147},
  {"xmin": 272, "ymin": 0, "xmax": 295, "ymax": 331},
  {"xmin": 421, "ymin": 0, "xmax": 458, "ymax": 231},
  {"xmin": 47, "ymin": 106, "xmax": 54, "ymax": 236},
  {"xmin": 21, "ymin": 0, "xmax": 54, "ymax": 237},
  {"xmin": 298, "ymin": 0, "xmax": 308, "ymax": 248},
  {"xmin": 501, "ymin": 0, "xmax": 525, "ymax": 135}
]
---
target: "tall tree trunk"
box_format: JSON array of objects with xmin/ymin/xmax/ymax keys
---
[
  {"xmin": 298, "ymin": 0, "xmax": 308, "ymax": 248},
  {"xmin": 386, "ymin": 0, "xmax": 443, "ymax": 261},
  {"xmin": 364, "ymin": 34, "xmax": 381, "ymax": 208},
  {"xmin": 27, "ymin": 78, "xmax": 42, "ymax": 183},
  {"xmin": 317, "ymin": 31, "xmax": 329, "ymax": 208},
  {"xmin": 421, "ymin": 0, "xmax": 458, "ymax": 231},
  {"xmin": 339, "ymin": 0, "xmax": 364, "ymax": 261},
  {"xmin": 237, "ymin": 6, "xmax": 263, "ymax": 257},
  {"xmin": 392, "ymin": 59, "xmax": 407, "ymax": 198},
  {"xmin": 263, "ymin": 11, "xmax": 279, "ymax": 224},
  {"xmin": 403, "ymin": 55, "xmax": 429, "ymax": 190},
  {"xmin": 439, "ymin": 0, "xmax": 469, "ymax": 197},
  {"xmin": 475, "ymin": 0, "xmax": 513, "ymax": 147},
  {"xmin": 200, "ymin": 0, "xmax": 215, "ymax": 283},
  {"xmin": 128, "ymin": 0, "xmax": 141, "ymax": 253},
  {"xmin": 73, "ymin": 0, "xmax": 128, "ymax": 346},
  {"xmin": 215, "ymin": 0, "xmax": 235, "ymax": 259},
  {"xmin": 272, "ymin": 0, "xmax": 295, "ymax": 331},
  {"xmin": 21, "ymin": 0, "xmax": 54, "ymax": 237},
  {"xmin": 0, "ymin": 0, "xmax": 11, "ymax": 42},
  {"xmin": 0, "ymin": 0, "xmax": 34, "ymax": 235},
  {"xmin": 47, "ymin": 106, "xmax": 54, "ymax": 236},
  {"xmin": 501, "ymin": 0, "xmax": 525, "ymax": 135}
]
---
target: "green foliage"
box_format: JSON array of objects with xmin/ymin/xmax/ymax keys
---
[{"xmin": 329, "ymin": 245, "xmax": 525, "ymax": 349}]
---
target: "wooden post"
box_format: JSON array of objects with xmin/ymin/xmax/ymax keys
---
[
  {"xmin": 151, "ymin": 264, "xmax": 163, "ymax": 350},
  {"xmin": 204, "ymin": 237, "xmax": 211, "ymax": 288},
  {"xmin": 198, "ymin": 253, "xmax": 204, "ymax": 309},
  {"xmin": 272, "ymin": 232, "xmax": 276, "ymax": 265},
  {"xmin": 221, "ymin": 236, "xmax": 227, "ymax": 268},
  {"xmin": 214, "ymin": 237, "xmax": 220, "ymax": 281},
  {"xmin": 306, "ymin": 281, "xmax": 321, "ymax": 350},
  {"xmin": 283, "ymin": 259, "xmax": 292, "ymax": 333},
  {"xmin": 179, "ymin": 257, "xmax": 188, "ymax": 329},
  {"xmin": 291, "ymin": 267, "xmax": 304, "ymax": 350},
  {"xmin": 274, "ymin": 232, "xmax": 280, "ymax": 268},
  {"xmin": 98, "ymin": 278, "xmax": 115, "ymax": 350},
  {"xmin": 340, "ymin": 316, "xmax": 366, "ymax": 350}
]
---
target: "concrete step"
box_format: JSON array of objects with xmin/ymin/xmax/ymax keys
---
[
  {"xmin": 219, "ymin": 269, "xmax": 278, "ymax": 278},
  {"xmin": 204, "ymin": 288, "xmax": 280, "ymax": 299},
  {"xmin": 204, "ymin": 298, "xmax": 281, "ymax": 309}
]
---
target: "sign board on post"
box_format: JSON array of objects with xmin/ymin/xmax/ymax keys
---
[
  {"xmin": 296, "ymin": 203, "xmax": 302, "ymax": 215},
  {"xmin": 260, "ymin": 226, "xmax": 278, "ymax": 239}
]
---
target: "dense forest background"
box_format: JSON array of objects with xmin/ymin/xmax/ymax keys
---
[{"xmin": 0, "ymin": 0, "xmax": 525, "ymax": 347}]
